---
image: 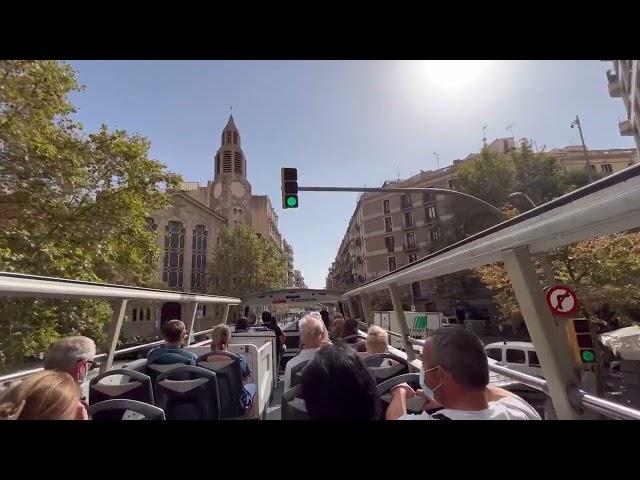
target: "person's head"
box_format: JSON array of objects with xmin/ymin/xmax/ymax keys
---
[
  {"xmin": 248, "ymin": 311, "xmax": 257, "ymax": 325},
  {"xmin": 341, "ymin": 318, "xmax": 359, "ymax": 338},
  {"xmin": 301, "ymin": 343, "xmax": 380, "ymax": 420},
  {"xmin": 161, "ymin": 319, "xmax": 187, "ymax": 346},
  {"xmin": 210, "ymin": 324, "xmax": 231, "ymax": 351},
  {"xmin": 0, "ymin": 370, "xmax": 81, "ymax": 420},
  {"xmin": 320, "ymin": 309, "xmax": 330, "ymax": 325},
  {"xmin": 261, "ymin": 311, "xmax": 272, "ymax": 325},
  {"xmin": 299, "ymin": 313, "xmax": 326, "ymax": 349},
  {"xmin": 44, "ymin": 336, "xmax": 96, "ymax": 383},
  {"xmin": 236, "ymin": 316, "xmax": 249, "ymax": 332},
  {"xmin": 420, "ymin": 329, "xmax": 489, "ymax": 407},
  {"xmin": 330, "ymin": 316, "xmax": 345, "ymax": 338},
  {"xmin": 366, "ymin": 326, "xmax": 389, "ymax": 354}
]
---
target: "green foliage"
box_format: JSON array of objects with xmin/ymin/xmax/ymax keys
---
[
  {"xmin": 456, "ymin": 146, "xmax": 515, "ymax": 207},
  {"xmin": 0, "ymin": 60, "xmax": 181, "ymax": 368},
  {"xmin": 207, "ymin": 225, "xmax": 288, "ymax": 297}
]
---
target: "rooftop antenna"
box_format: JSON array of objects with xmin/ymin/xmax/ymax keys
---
[
  {"xmin": 506, "ymin": 122, "xmax": 516, "ymax": 141},
  {"xmin": 396, "ymin": 165, "xmax": 400, "ymax": 182},
  {"xmin": 482, "ymin": 124, "xmax": 488, "ymax": 146},
  {"xmin": 433, "ymin": 152, "xmax": 440, "ymax": 169}
]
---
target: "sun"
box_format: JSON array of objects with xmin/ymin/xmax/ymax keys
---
[{"xmin": 419, "ymin": 60, "xmax": 495, "ymax": 88}]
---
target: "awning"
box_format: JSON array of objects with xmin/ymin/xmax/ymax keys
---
[{"xmin": 599, "ymin": 326, "xmax": 640, "ymax": 360}]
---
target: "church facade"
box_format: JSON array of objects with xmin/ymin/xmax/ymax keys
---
[{"xmin": 122, "ymin": 116, "xmax": 297, "ymax": 340}]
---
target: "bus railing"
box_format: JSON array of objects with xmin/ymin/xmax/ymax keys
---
[{"xmin": 0, "ymin": 328, "xmax": 215, "ymax": 384}]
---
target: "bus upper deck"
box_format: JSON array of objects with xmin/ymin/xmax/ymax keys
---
[{"xmin": 2, "ymin": 163, "xmax": 640, "ymax": 420}]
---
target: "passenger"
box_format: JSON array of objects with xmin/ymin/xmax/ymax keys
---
[
  {"xmin": 330, "ymin": 314, "xmax": 345, "ymax": 341},
  {"xmin": 247, "ymin": 311, "xmax": 257, "ymax": 326},
  {"xmin": 340, "ymin": 318, "xmax": 366, "ymax": 351},
  {"xmin": 235, "ymin": 316, "xmax": 250, "ymax": 332},
  {"xmin": 146, "ymin": 319, "xmax": 197, "ymax": 365},
  {"xmin": 361, "ymin": 326, "xmax": 395, "ymax": 367},
  {"xmin": 386, "ymin": 329, "xmax": 541, "ymax": 420},
  {"xmin": 208, "ymin": 324, "xmax": 256, "ymax": 409},
  {"xmin": 300, "ymin": 343, "xmax": 380, "ymax": 420},
  {"xmin": 319, "ymin": 309, "xmax": 330, "ymax": 331},
  {"xmin": 284, "ymin": 313, "xmax": 327, "ymax": 392},
  {"xmin": 0, "ymin": 370, "xmax": 87, "ymax": 420},
  {"xmin": 261, "ymin": 311, "xmax": 285, "ymax": 363},
  {"xmin": 44, "ymin": 336, "xmax": 97, "ymax": 384}
]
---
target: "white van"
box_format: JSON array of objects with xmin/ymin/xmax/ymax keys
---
[{"xmin": 484, "ymin": 341, "xmax": 544, "ymax": 378}]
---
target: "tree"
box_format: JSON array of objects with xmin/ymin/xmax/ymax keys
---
[
  {"xmin": 511, "ymin": 140, "xmax": 568, "ymax": 206},
  {"xmin": 207, "ymin": 225, "xmax": 288, "ymax": 298},
  {"xmin": 0, "ymin": 61, "xmax": 181, "ymax": 368},
  {"xmin": 456, "ymin": 146, "xmax": 515, "ymax": 207}
]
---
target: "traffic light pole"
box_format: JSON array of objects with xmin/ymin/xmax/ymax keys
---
[{"xmin": 297, "ymin": 186, "xmax": 506, "ymax": 219}]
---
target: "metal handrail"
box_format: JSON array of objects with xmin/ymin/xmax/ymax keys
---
[
  {"xmin": 0, "ymin": 328, "xmax": 215, "ymax": 383},
  {"xmin": 378, "ymin": 331, "xmax": 640, "ymax": 420}
]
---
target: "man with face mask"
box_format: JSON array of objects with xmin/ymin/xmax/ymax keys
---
[{"xmin": 386, "ymin": 329, "xmax": 540, "ymax": 420}]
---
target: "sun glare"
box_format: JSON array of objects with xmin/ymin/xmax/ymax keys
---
[{"xmin": 419, "ymin": 60, "xmax": 495, "ymax": 88}]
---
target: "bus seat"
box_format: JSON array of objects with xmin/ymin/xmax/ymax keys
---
[
  {"xmin": 281, "ymin": 384, "xmax": 308, "ymax": 420},
  {"xmin": 288, "ymin": 359, "xmax": 311, "ymax": 390},
  {"xmin": 156, "ymin": 366, "xmax": 221, "ymax": 420},
  {"xmin": 363, "ymin": 353, "xmax": 409, "ymax": 384},
  {"xmin": 89, "ymin": 369, "xmax": 154, "ymax": 418},
  {"xmin": 198, "ymin": 354, "xmax": 252, "ymax": 419},
  {"xmin": 89, "ymin": 399, "xmax": 165, "ymax": 420}
]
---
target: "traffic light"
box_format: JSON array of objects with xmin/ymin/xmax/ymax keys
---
[
  {"xmin": 566, "ymin": 318, "xmax": 597, "ymax": 364},
  {"xmin": 281, "ymin": 167, "xmax": 298, "ymax": 209}
]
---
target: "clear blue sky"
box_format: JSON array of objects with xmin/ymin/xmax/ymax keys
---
[{"xmin": 68, "ymin": 60, "xmax": 633, "ymax": 289}]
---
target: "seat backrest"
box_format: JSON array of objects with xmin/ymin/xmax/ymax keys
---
[
  {"xmin": 89, "ymin": 369, "xmax": 154, "ymax": 419},
  {"xmin": 289, "ymin": 359, "xmax": 311, "ymax": 389},
  {"xmin": 156, "ymin": 366, "xmax": 220, "ymax": 420},
  {"xmin": 364, "ymin": 353, "xmax": 409, "ymax": 384},
  {"xmin": 198, "ymin": 358, "xmax": 246, "ymax": 418},
  {"xmin": 281, "ymin": 384, "xmax": 309, "ymax": 420},
  {"xmin": 89, "ymin": 399, "xmax": 165, "ymax": 420}
]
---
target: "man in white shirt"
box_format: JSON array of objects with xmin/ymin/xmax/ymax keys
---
[
  {"xmin": 386, "ymin": 328, "xmax": 541, "ymax": 420},
  {"xmin": 283, "ymin": 313, "xmax": 328, "ymax": 392}
]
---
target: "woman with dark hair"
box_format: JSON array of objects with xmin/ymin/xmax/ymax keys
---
[
  {"xmin": 300, "ymin": 343, "xmax": 380, "ymax": 420},
  {"xmin": 261, "ymin": 311, "xmax": 285, "ymax": 364},
  {"xmin": 235, "ymin": 316, "xmax": 250, "ymax": 332},
  {"xmin": 340, "ymin": 318, "xmax": 367, "ymax": 351}
]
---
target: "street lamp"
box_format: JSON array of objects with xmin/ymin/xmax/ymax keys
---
[
  {"xmin": 508, "ymin": 191, "xmax": 537, "ymax": 210},
  {"xmin": 570, "ymin": 115, "xmax": 594, "ymax": 183}
]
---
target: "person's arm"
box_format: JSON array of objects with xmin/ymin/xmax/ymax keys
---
[
  {"xmin": 386, "ymin": 384, "xmax": 415, "ymax": 420},
  {"xmin": 283, "ymin": 360, "xmax": 293, "ymax": 391}
]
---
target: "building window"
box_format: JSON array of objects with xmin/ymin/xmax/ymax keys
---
[
  {"xmin": 223, "ymin": 151, "xmax": 232, "ymax": 173},
  {"xmin": 601, "ymin": 163, "xmax": 613, "ymax": 173},
  {"xmin": 388, "ymin": 256, "xmax": 397, "ymax": 271},
  {"xmin": 448, "ymin": 178, "xmax": 457, "ymax": 190},
  {"xmin": 384, "ymin": 236, "xmax": 395, "ymax": 253},
  {"xmin": 221, "ymin": 132, "xmax": 225, "ymax": 146},
  {"xmin": 163, "ymin": 221, "xmax": 185, "ymax": 289},
  {"xmin": 146, "ymin": 308, "xmax": 151, "ymax": 321},
  {"xmin": 430, "ymin": 227, "xmax": 441, "ymax": 241},
  {"xmin": 233, "ymin": 132, "xmax": 239, "ymax": 145},
  {"xmin": 225, "ymin": 131, "xmax": 232, "ymax": 143},
  {"xmin": 384, "ymin": 217, "xmax": 393, "ymax": 233},
  {"xmin": 400, "ymin": 194, "xmax": 412, "ymax": 209},
  {"xmin": 411, "ymin": 281, "xmax": 422, "ymax": 299},
  {"xmin": 383, "ymin": 199, "xmax": 390, "ymax": 214},
  {"xmin": 408, "ymin": 253, "xmax": 417, "ymax": 263},
  {"xmin": 403, "ymin": 211, "xmax": 414, "ymax": 228},
  {"xmin": 191, "ymin": 225, "xmax": 207, "ymax": 292},
  {"xmin": 132, "ymin": 308, "xmax": 137, "ymax": 322},
  {"xmin": 234, "ymin": 152, "xmax": 242, "ymax": 175},
  {"xmin": 215, "ymin": 153, "xmax": 220, "ymax": 175},
  {"xmin": 406, "ymin": 232, "xmax": 416, "ymax": 248},
  {"xmin": 426, "ymin": 205, "xmax": 437, "ymax": 221},
  {"xmin": 238, "ymin": 209, "xmax": 242, "ymax": 215}
]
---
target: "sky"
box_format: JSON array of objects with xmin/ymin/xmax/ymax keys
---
[{"xmin": 68, "ymin": 60, "xmax": 633, "ymax": 289}]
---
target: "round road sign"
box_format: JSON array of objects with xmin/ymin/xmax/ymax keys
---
[{"xmin": 545, "ymin": 285, "xmax": 579, "ymax": 317}]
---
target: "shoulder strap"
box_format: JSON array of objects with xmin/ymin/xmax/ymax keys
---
[{"xmin": 431, "ymin": 413, "xmax": 453, "ymax": 420}]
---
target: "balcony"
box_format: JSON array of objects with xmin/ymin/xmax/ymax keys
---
[
  {"xmin": 403, "ymin": 243, "xmax": 419, "ymax": 252},
  {"xmin": 619, "ymin": 119, "xmax": 634, "ymax": 136},
  {"xmin": 607, "ymin": 69, "xmax": 622, "ymax": 97},
  {"xmin": 402, "ymin": 223, "xmax": 415, "ymax": 231}
]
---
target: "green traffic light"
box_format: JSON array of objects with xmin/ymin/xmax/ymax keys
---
[
  {"xmin": 582, "ymin": 350, "xmax": 595, "ymax": 362},
  {"xmin": 286, "ymin": 196, "xmax": 298, "ymax": 208}
]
